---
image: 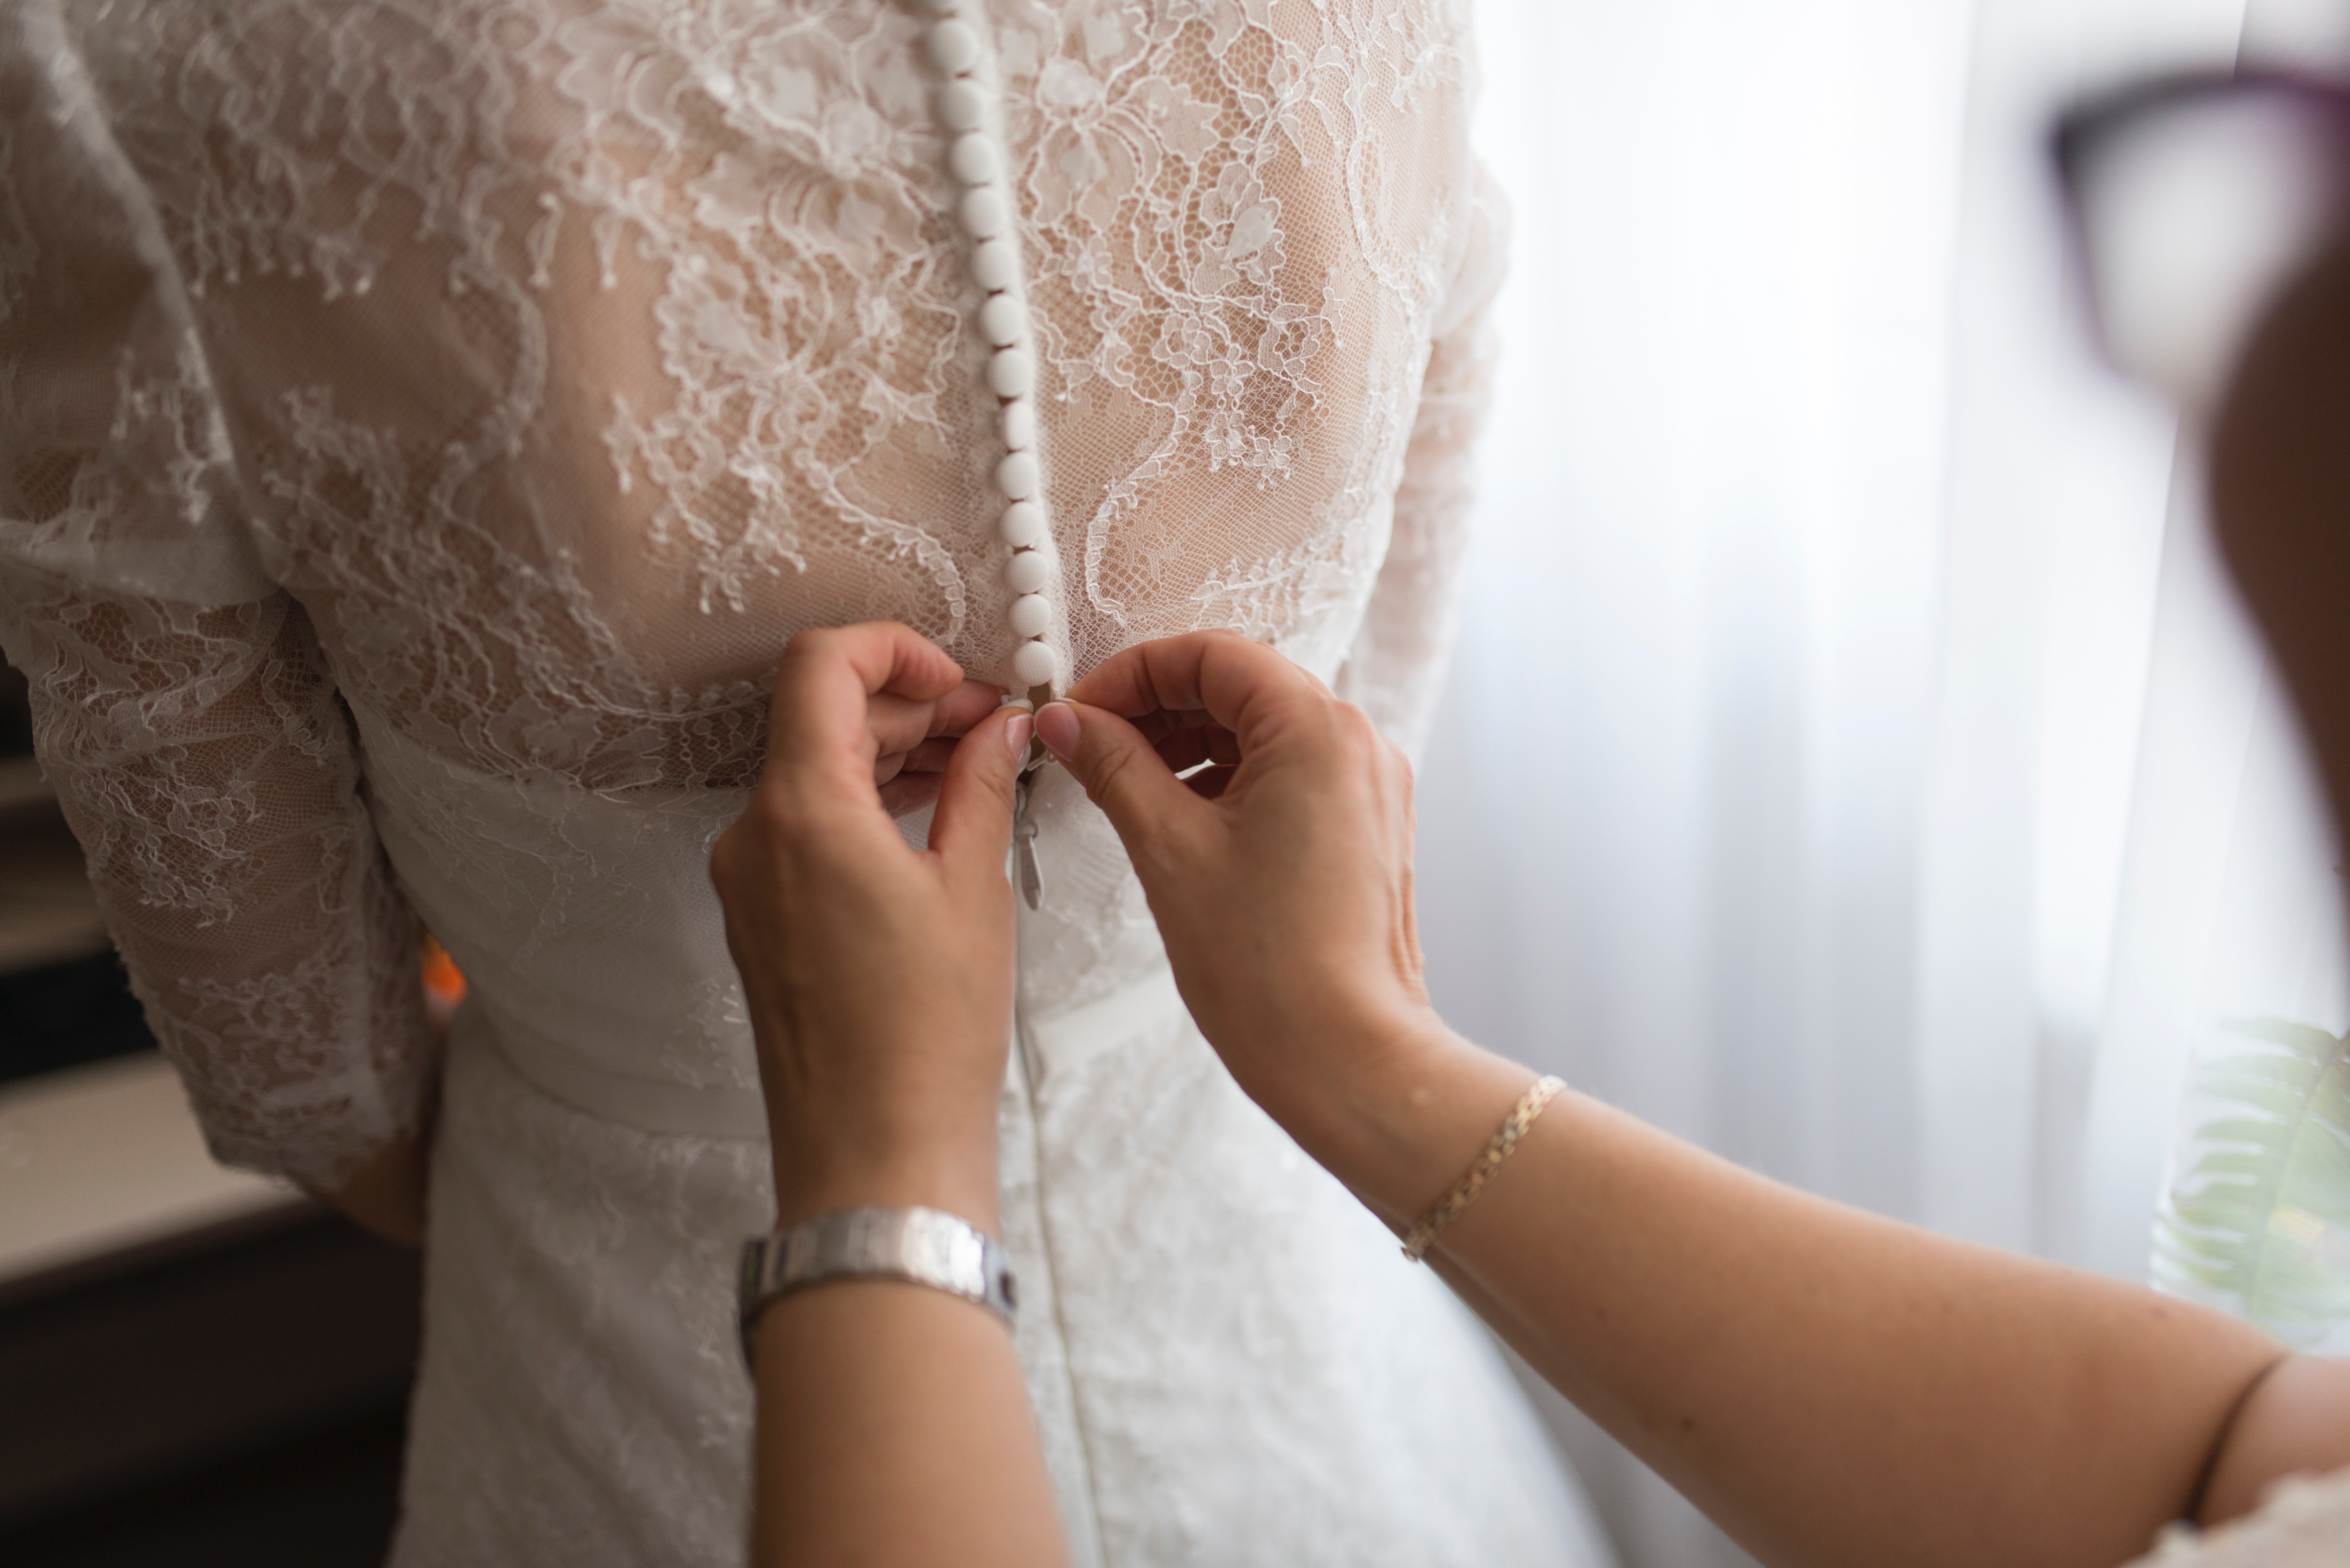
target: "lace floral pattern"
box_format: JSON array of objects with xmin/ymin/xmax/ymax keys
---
[
  {"xmin": 0, "ymin": 5, "xmax": 1556, "ymax": 1564},
  {"xmin": 0, "ymin": 0, "xmax": 1502, "ymax": 1187}
]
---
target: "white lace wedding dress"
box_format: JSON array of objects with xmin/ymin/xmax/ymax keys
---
[{"xmin": 0, "ymin": 2, "xmax": 1612, "ymax": 1564}]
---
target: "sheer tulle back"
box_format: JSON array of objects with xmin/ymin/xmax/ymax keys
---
[
  {"xmin": 24, "ymin": 0, "xmax": 1483, "ymax": 780},
  {"xmin": 0, "ymin": 0, "xmax": 1500, "ymax": 1192}
]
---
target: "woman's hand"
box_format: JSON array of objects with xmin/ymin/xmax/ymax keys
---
[
  {"xmin": 1041, "ymin": 632, "xmax": 2324, "ymax": 1568},
  {"xmin": 309, "ymin": 1129, "xmax": 431, "ymax": 1248},
  {"xmin": 716, "ymin": 624, "xmax": 1067, "ymax": 1568},
  {"xmin": 873, "ymin": 665, "xmax": 1006, "ymax": 818},
  {"xmin": 1036, "ymin": 632, "xmax": 1483, "ymax": 1190},
  {"xmin": 710, "ymin": 622, "xmax": 1031, "ymax": 1230}
]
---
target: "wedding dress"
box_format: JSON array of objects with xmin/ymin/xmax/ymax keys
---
[
  {"xmin": 2127, "ymin": 1469, "xmax": 2350, "ymax": 1567},
  {"xmin": 0, "ymin": 2, "xmax": 1613, "ymax": 1563}
]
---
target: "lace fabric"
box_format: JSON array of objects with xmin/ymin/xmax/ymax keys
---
[
  {"xmin": 0, "ymin": 8, "xmax": 1592, "ymax": 1566},
  {"xmin": 0, "ymin": 0, "xmax": 1502, "ymax": 1188}
]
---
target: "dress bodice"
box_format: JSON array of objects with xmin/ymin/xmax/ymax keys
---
[
  {"xmin": 25, "ymin": 0, "xmax": 1493, "ymax": 780},
  {"xmin": 0, "ymin": 0, "xmax": 1504, "ymax": 1185}
]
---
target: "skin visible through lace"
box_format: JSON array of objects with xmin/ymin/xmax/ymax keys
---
[{"xmin": 0, "ymin": 0, "xmax": 1501, "ymax": 1199}]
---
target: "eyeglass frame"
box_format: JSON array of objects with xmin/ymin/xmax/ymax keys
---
[{"xmin": 2049, "ymin": 66, "xmax": 2350, "ymax": 398}]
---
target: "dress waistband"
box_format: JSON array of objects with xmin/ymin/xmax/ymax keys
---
[
  {"xmin": 1017, "ymin": 964, "xmax": 1187, "ymax": 1090},
  {"xmin": 468, "ymin": 963, "xmax": 1191, "ymax": 1139},
  {"xmin": 461, "ymin": 1005, "xmax": 771, "ymax": 1140}
]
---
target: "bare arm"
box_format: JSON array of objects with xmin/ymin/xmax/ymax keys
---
[
  {"xmin": 711, "ymin": 624, "xmax": 1066, "ymax": 1568},
  {"xmin": 1041, "ymin": 633, "xmax": 2347, "ymax": 1568},
  {"xmin": 701, "ymin": 620, "xmax": 2342, "ymax": 1567},
  {"xmin": 1300, "ymin": 1034, "xmax": 2303, "ymax": 1567}
]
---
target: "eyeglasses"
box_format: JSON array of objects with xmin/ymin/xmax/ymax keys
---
[{"xmin": 2053, "ymin": 70, "xmax": 2350, "ymax": 413}]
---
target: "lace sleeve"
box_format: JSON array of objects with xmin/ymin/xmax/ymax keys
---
[
  {"xmin": 1334, "ymin": 163, "xmax": 1511, "ymax": 761},
  {"xmin": 0, "ymin": 19, "xmax": 435, "ymax": 1190}
]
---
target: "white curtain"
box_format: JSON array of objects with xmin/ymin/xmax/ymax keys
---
[{"xmin": 1418, "ymin": 1, "xmax": 2350, "ymax": 1562}]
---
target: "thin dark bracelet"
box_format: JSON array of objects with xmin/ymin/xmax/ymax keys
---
[{"xmin": 2182, "ymin": 1351, "xmax": 2293, "ymax": 1525}]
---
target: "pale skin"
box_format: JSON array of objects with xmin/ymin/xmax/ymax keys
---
[{"xmin": 708, "ymin": 625, "xmax": 1065, "ymax": 1568}]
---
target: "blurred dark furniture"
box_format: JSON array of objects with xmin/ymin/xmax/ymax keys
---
[
  {"xmin": 0, "ymin": 659, "xmax": 158, "ymax": 1086},
  {"xmin": 0, "ymin": 1211, "xmax": 420, "ymax": 1567}
]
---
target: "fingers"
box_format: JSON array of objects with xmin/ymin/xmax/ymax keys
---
[
  {"xmin": 869, "ymin": 678, "xmax": 1006, "ymax": 761},
  {"xmin": 931, "ymin": 677, "xmax": 1009, "ymax": 739},
  {"xmin": 1065, "ymin": 631, "xmax": 1329, "ymax": 758},
  {"xmin": 928, "ymin": 704, "xmax": 1032, "ymax": 879},
  {"xmin": 873, "ymin": 682, "xmax": 1004, "ymax": 799},
  {"xmin": 865, "ymin": 677, "xmax": 1003, "ymax": 780},
  {"xmin": 1034, "ymin": 699, "xmax": 1203, "ymax": 859},
  {"xmin": 761, "ymin": 621, "xmax": 963, "ymax": 799},
  {"xmin": 877, "ymin": 737, "xmax": 959, "ymax": 790},
  {"xmin": 878, "ymin": 772, "xmax": 945, "ymax": 818},
  {"xmin": 764, "ymin": 624, "xmax": 967, "ymax": 801}
]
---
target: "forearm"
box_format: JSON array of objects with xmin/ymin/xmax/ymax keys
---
[
  {"xmin": 1043, "ymin": 630, "xmax": 2344, "ymax": 1564},
  {"xmin": 719, "ymin": 651, "xmax": 1061, "ymax": 1567},
  {"xmin": 748, "ymin": 1133, "xmax": 1065, "ymax": 1567},
  {"xmin": 1298, "ymin": 1029, "xmax": 2285, "ymax": 1568},
  {"xmin": 751, "ymin": 1282, "xmax": 1066, "ymax": 1568}
]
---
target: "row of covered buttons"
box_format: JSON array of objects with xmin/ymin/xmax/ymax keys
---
[{"xmin": 920, "ymin": 0, "xmax": 1056, "ymax": 691}]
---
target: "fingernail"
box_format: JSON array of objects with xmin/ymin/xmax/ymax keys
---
[
  {"xmin": 1036, "ymin": 702, "xmax": 1080, "ymax": 760},
  {"xmin": 1004, "ymin": 712, "xmax": 1034, "ymax": 757}
]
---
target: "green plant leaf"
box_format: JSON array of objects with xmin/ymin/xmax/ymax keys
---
[{"xmin": 2153, "ymin": 1020, "xmax": 2350, "ymax": 1349}]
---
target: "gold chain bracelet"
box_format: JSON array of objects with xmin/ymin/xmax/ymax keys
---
[{"xmin": 1400, "ymin": 1075, "xmax": 1566, "ymax": 1263}]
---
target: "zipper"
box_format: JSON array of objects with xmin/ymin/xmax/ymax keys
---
[{"xmin": 1013, "ymin": 769, "xmax": 1045, "ymax": 911}]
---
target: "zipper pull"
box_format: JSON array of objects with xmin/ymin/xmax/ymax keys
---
[{"xmin": 1013, "ymin": 773, "xmax": 1044, "ymax": 911}]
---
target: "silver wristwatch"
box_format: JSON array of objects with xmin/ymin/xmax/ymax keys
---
[{"xmin": 737, "ymin": 1206, "xmax": 1017, "ymax": 1366}]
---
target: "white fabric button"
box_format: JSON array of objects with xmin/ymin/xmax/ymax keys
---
[
  {"xmin": 949, "ymin": 132, "xmax": 997, "ymax": 186},
  {"xmin": 1005, "ymin": 550, "xmax": 1051, "ymax": 594},
  {"xmin": 1012, "ymin": 640, "xmax": 1057, "ymax": 687},
  {"xmin": 1008, "ymin": 593, "xmax": 1052, "ymax": 638},
  {"xmin": 925, "ymin": 19, "xmax": 979, "ymax": 74},
  {"xmin": 971, "ymin": 238, "xmax": 1018, "ymax": 292},
  {"xmin": 987, "ymin": 348, "xmax": 1034, "ymax": 398},
  {"xmin": 959, "ymin": 186, "xmax": 1006, "ymax": 240},
  {"xmin": 979, "ymin": 294, "xmax": 1026, "ymax": 347},
  {"xmin": 938, "ymin": 80, "xmax": 986, "ymax": 132},
  {"xmin": 1000, "ymin": 398, "xmax": 1035, "ymax": 450},
  {"xmin": 995, "ymin": 450, "xmax": 1040, "ymax": 499},
  {"xmin": 1000, "ymin": 501, "xmax": 1046, "ymax": 548}
]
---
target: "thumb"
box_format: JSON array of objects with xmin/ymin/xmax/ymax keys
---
[
  {"xmin": 1035, "ymin": 700, "xmax": 1202, "ymax": 861},
  {"xmin": 928, "ymin": 701, "xmax": 1030, "ymax": 879}
]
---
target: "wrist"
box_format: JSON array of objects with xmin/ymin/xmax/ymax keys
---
[
  {"xmin": 1283, "ymin": 1017, "xmax": 1537, "ymax": 1228},
  {"xmin": 771, "ymin": 1159, "xmax": 1001, "ymax": 1238},
  {"xmin": 768, "ymin": 1116, "xmax": 1001, "ymax": 1237}
]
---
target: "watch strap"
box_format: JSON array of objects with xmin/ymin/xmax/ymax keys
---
[{"xmin": 738, "ymin": 1205, "xmax": 1017, "ymax": 1366}]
